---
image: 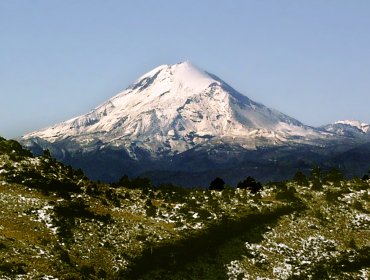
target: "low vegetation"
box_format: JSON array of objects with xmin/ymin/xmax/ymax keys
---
[{"xmin": 0, "ymin": 137, "xmax": 369, "ymax": 279}]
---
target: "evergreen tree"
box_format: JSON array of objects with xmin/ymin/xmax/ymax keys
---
[
  {"xmin": 42, "ymin": 149, "xmax": 51, "ymax": 158},
  {"xmin": 237, "ymin": 176, "xmax": 263, "ymax": 193},
  {"xmin": 310, "ymin": 167, "xmax": 323, "ymax": 191},
  {"xmin": 293, "ymin": 171, "xmax": 308, "ymax": 186},
  {"xmin": 209, "ymin": 177, "xmax": 225, "ymax": 191},
  {"xmin": 118, "ymin": 174, "xmax": 130, "ymax": 187},
  {"xmin": 310, "ymin": 166, "xmax": 322, "ymax": 181},
  {"xmin": 324, "ymin": 168, "xmax": 344, "ymax": 183},
  {"xmin": 362, "ymin": 169, "xmax": 370, "ymax": 181}
]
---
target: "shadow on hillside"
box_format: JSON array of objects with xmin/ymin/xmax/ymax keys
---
[{"xmin": 122, "ymin": 203, "xmax": 305, "ymax": 280}]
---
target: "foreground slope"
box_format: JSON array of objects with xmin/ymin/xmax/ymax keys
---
[{"xmin": 1, "ymin": 137, "xmax": 369, "ymax": 279}]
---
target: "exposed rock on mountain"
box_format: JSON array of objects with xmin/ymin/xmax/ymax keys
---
[
  {"xmin": 320, "ymin": 120, "xmax": 370, "ymax": 139},
  {"xmin": 20, "ymin": 62, "xmax": 369, "ymax": 184}
]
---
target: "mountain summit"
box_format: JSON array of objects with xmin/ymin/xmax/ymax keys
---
[
  {"xmin": 23, "ymin": 61, "xmax": 321, "ymax": 160},
  {"xmin": 22, "ymin": 62, "xmax": 369, "ymax": 184}
]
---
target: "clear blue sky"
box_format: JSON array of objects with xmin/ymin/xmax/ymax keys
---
[{"xmin": 1, "ymin": 0, "xmax": 369, "ymax": 138}]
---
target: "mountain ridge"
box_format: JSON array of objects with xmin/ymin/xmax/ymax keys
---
[
  {"xmin": 320, "ymin": 120, "xmax": 370, "ymax": 139},
  {"xmin": 22, "ymin": 62, "xmax": 325, "ymax": 155},
  {"xmin": 20, "ymin": 62, "xmax": 370, "ymax": 184}
]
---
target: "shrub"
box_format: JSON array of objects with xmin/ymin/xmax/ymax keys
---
[
  {"xmin": 276, "ymin": 186, "xmax": 297, "ymax": 201},
  {"xmin": 324, "ymin": 168, "xmax": 344, "ymax": 183},
  {"xmin": 237, "ymin": 176, "xmax": 263, "ymax": 193},
  {"xmin": 293, "ymin": 171, "xmax": 308, "ymax": 186},
  {"xmin": 209, "ymin": 177, "xmax": 225, "ymax": 191},
  {"xmin": 311, "ymin": 179, "xmax": 323, "ymax": 191}
]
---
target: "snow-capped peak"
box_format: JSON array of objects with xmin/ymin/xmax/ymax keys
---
[
  {"xmin": 334, "ymin": 120, "xmax": 370, "ymax": 133},
  {"xmin": 171, "ymin": 61, "xmax": 216, "ymax": 90},
  {"xmin": 23, "ymin": 62, "xmax": 323, "ymax": 158},
  {"xmin": 132, "ymin": 61, "xmax": 216, "ymax": 92}
]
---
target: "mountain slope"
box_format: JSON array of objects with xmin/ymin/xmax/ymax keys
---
[
  {"xmin": 320, "ymin": 120, "xmax": 370, "ymax": 139},
  {"xmin": 22, "ymin": 62, "xmax": 322, "ymax": 158},
  {"xmin": 20, "ymin": 62, "xmax": 369, "ymax": 183}
]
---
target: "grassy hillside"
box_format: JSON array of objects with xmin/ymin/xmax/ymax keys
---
[{"xmin": 0, "ymin": 137, "xmax": 369, "ymax": 279}]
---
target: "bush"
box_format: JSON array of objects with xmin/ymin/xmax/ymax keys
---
[
  {"xmin": 311, "ymin": 179, "xmax": 323, "ymax": 191},
  {"xmin": 237, "ymin": 176, "xmax": 263, "ymax": 193},
  {"xmin": 310, "ymin": 167, "xmax": 322, "ymax": 181},
  {"xmin": 276, "ymin": 186, "xmax": 297, "ymax": 201},
  {"xmin": 293, "ymin": 171, "xmax": 308, "ymax": 186},
  {"xmin": 209, "ymin": 177, "xmax": 225, "ymax": 191},
  {"xmin": 324, "ymin": 168, "xmax": 344, "ymax": 183},
  {"xmin": 116, "ymin": 175, "xmax": 152, "ymax": 189},
  {"xmin": 325, "ymin": 189, "xmax": 343, "ymax": 203},
  {"xmin": 0, "ymin": 261, "xmax": 26, "ymax": 275},
  {"xmin": 80, "ymin": 265, "xmax": 95, "ymax": 277},
  {"xmin": 146, "ymin": 205, "xmax": 157, "ymax": 217},
  {"xmin": 53, "ymin": 199, "xmax": 112, "ymax": 242}
]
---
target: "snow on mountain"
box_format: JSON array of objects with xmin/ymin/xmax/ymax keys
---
[
  {"xmin": 334, "ymin": 120, "xmax": 370, "ymax": 134},
  {"xmin": 22, "ymin": 61, "xmax": 324, "ymax": 158},
  {"xmin": 320, "ymin": 120, "xmax": 370, "ymax": 138}
]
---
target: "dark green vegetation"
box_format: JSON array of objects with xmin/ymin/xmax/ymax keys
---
[
  {"xmin": 23, "ymin": 137, "xmax": 370, "ymax": 186},
  {"xmin": 0, "ymin": 136, "xmax": 369, "ymax": 279}
]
